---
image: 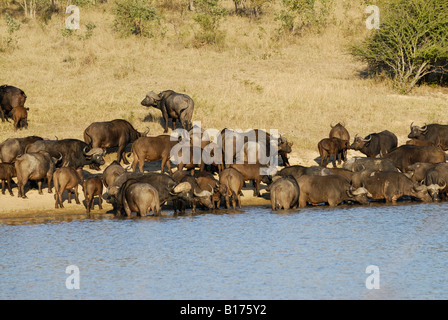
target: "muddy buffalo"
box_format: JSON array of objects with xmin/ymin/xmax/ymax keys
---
[
  {"xmin": 269, "ymin": 176, "xmax": 300, "ymax": 210},
  {"xmin": 82, "ymin": 176, "xmax": 104, "ymax": 213},
  {"xmin": 0, "ymin": 136, "xmax": 43, "ymax": 163},
  {"xmin": 15, "ymin": 151, "xmax": 60, "ymax": 198},
  {"xmin": 361, "ymin": 171, "xmax": 432, "ymax": 203},
  {"xmin": 53, "ymin": 167, "xmax": 83, "ymax": 209},
  {"xmin": 297, "ymin": 174, "xmax": 370, "ymax": 207},
  {"xmin": 219, "ymin": 167, "xmax": 245, "ymax": 209}
]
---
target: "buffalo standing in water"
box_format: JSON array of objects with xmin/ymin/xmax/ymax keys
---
[{"xmin": 141, "ymin": 90, "xmax": 194, "ymax": 133}]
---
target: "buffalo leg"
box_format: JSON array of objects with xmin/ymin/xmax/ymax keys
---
[
  {"xmin": 6, "ymin": 178, "xmax": 13, "ymax": 196},
  {"xmin": 1, "ymin": 180, "xmax": 4, "ymax": 195},
  {"xmin": 97, "ymin": 195, "xmax": 102, "ymax": 210},
  {"xmin": 74, "ymin": 187, "xmax": 80, "ymax": 204},
  {"xmin": 86, "ymin": 196, "xmax": 92, "ymax": 213},
  {"xmin": 162, "ymin": 109, "xmax": 169, "ymax": 133},
  {"xmin": 67, "ymin": 190, "xmax": 72, "ymax": 203},
  {"xmin": 37, "ymin": 180, "xmax": 43, "ymax": 195}
]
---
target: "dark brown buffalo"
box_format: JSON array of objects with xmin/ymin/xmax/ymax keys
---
[
  {"xmin": 0, "ymin": 163, "xmax": 16, "ymax": 196},
  {"xmin": 406, "ymin": 162, "xmax": 438, "ymax": 183},
  {"xmin": 269, "ymin": 176, "xmax": 300, "ymax": 210},
  {"xmin": 219, "ymin": 167, "xmax": 244, "ymax": 209},
  {"xmin": 172, "ymin": 174, "xmax": 214, "ymax": 213},
  {"xmin": 408, "ymin": 123, "xmax": 448, "ymax": 150},
  {"xmin": 383, "ymin": 145, "xmax": 446, "ymax": 173},
  {"xmin": 54, "ymin": 167, "xmax": 83, "ymax": 209},
  {"xmin": 297, "ymin": 174, "xmax": 370, "ymax": 207},
  {"xmin": 317, "ymin": 137, "xmax": 349, "ymax": 167},
  {"xmin": 82, "ymin": 176, "xmax": 104, "ymax": 213},
  {"xmin": 195, "ymin": 171, "xmax": 221, "ymax": 209},
  {"xmin": 423, "ymin": 163, "xmax": 448, "ymax": 200},
  {"xmin": 329, "ymin": 123, "xmax": 350, "ymax": 161},
  {"xmin": 141, "ymin": 90, "xmax": 194, "ymax": 132},
  {"xmin": 229, "ymin": 163, "xmax": 271, "ymax": 197},
  {"xmin": 83, "ymin": 119, "xmax": 148, "ymax": 165},
  {"xmin": 361, "ymin": 171, "xmax": 432, "ymax": 203},
  {"xmin": 406, "ymin": 139, "xmax": 434, "ymax": 147},
  {"xmin": 0, "ymin": 136, "xmax": 43, "ymax": 163},
  {"xmin": 350, "ymin": 130, "xmax": 398, "ymax": 158},
  {"xmin": 102, "ymin": 160, "xmax": 126, "ymax": 188},
  {"xmin": 26, "ymin": 139, "xmax": 105, "ymax": 171},
  {"xmin": 11, "ymin": 106, "xmax": 29, "ymax": 130},
  {"xmin": 0, "ymin": 85, "xmax": 27, "ymax": 122},
  {"xmin": 103, "ymin": 172, "xmax": 192, "ymax": 214},
  {"xmin": 15, "ymin": 151, "xmax": 60, "ymax": 198},
  {"xmin": 130, "ymin": 135, "xmax": 179, "ymax": 174}
]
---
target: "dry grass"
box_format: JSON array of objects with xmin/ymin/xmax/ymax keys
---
[{"xmin": 1, "ymin": 1, "xmax": 448, "ymax": 168}]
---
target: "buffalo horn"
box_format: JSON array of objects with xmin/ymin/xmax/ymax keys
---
[
  {"xmin": 362, "ymin": 134, "xmax": 372, "ymax": 142},
  {"xmin": 173, "ymin": 182, "xmax": 191, "ymax": 193},
  {"xmin": 193, "ymin": 188, "xmax": 212, "ymax": 197}
]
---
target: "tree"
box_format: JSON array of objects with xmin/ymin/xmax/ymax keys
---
[{"xmin": 351, "ymin": 0, "xmax": 448, "ymax": 93}]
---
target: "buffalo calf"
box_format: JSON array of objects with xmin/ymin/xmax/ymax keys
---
[
  {"xmin": 11, "ymin": 106, "xmax": 29, "ymax": 130},
  {"xmin": 318, "ymin": 137, "xmax": 349, "ymax": 167},
  {"xmin": 219, "ymin": 167, "xmax": 244, "ymax": 209},
  {"xmin": 82, "ymin": 176, "xmax": 104, "ymax": 213}
]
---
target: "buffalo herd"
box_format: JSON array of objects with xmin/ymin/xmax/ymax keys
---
[{"xmin": 2, "ymin": 85, "xmax": 448, "ymax": 216}]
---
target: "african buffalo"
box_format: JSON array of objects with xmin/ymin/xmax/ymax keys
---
[
  {"xmin": 102, "ymin": 160, "xmax": 126, "ymax": 188},
  {"xmin": 219, "ymin": 167, "xmax": 245, "ymax": 209},
  {"xmin": 383, "ymin": 145, "xmax": 446, "ymax": 173},
  {"xmin": 276, "ymin": 165, "xmax": 332, "ymax": 182},
  {"xmin": 53, "ymin": 167, "xmax": 83, "ymax": 209},
  {"xmin": 350, "ymin": 130, "xmax": 398, "ymax": 158},
  {"xmin": 297, "ymin": 174, "xmax": 370, "ymax": 207},
  {"xmin": 229, "ymin": 163, "xmax": 272, "ymax": 197},
  {"xmin": 221, "ymin": 128, "xmax": 292, "ymax": 167},
  {"xmin": 130, "ymin": 135, "xmax": 179, "ymax": 174},
  {"xmin": 0, "ymin": 163, "xmax": 16, "ymax": 196},
  {"xmin": 118, "ymin": 179, "xmax": 161, "ymax": 217},
  {"xmin": 408, "ymin": 123, "xmax": 448, "ymax": 150},
  {"xmin": 317, "ymin": 137, "xmax": 349, "ymax": 167},
  {"xmin": 0, "ymin": 136, "xmax": 43, "ymax": 163},
  {"xmin": 423, "ymin": 163, "xmax": 448, "ymax": 200},
  {"xmin": 269, "ymin": 176, "xmax": 300, "ymax": 210},
  {"xmin": 361, "ymin": 171, "xmax": 432, "ymax": 203},
  {"xmin": 172, "ymin": 174, "xmax": 214, "ymax": 212},
  {"xmin": 25, "ymin": 138, "xmax": 105, "ymax": 171},
  {"xmin": 103, "ymin": 172, "xmax": 192, "ymax": 214},
  {"xmin": 343, "ymin": 157, "xmax": 400, "ymax": 173},
  {"xmin": 195, "ymin": 171, "xmax": 221, "ymax": 209},
  {"xmin": 141, "ymin": 90, "xmax": 194, "ymax": 132},
  {"xmin": 15, "ymin": 151, "xmax": 60, "ymax": 198},
  {"xmin": 11, "ymin": 106, "xmax": 29, "ymax": 130},
  {"xmin": 0, "ymin": 85, "xmax": 27, "ymax": 122},
  {"xmin": 82, "ymin": 176, "xmax": 103, "ymax": 213},
  {"xmin": 329, "ymin": 123, "xmax": 350, "ymax": 161},
  {"xmin": 406, "ymin": 162, "xmax": 438, "ymax": 183},
  {"xmin": 83, "ymin": 119, "xmax": 149, "ymax": 165}
]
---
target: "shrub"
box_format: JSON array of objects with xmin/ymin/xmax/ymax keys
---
[
  {"xmin": 193, "ymin": 0, "xmax": 227, "ymax": 47},
  {"xmin": 351, "ymin": 0, "xmax": 448, "ymax": 93},
  {"xmin": 112, "ymin": 0, "xmax": 161, "ymax": 38},
  {"xmin": 276, "ymin": 0, "xmax": 334, "ymax": 35}
]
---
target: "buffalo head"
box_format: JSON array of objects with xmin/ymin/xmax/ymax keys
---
[
  {"xmin": 350, "ymin": 134, "xmax": 371, "ymax": 151},
  {"xmin": 141, "ymin": 91, "xmax": 161, "ymax": 108},
  {"xmin": 84, "ymin": 147, "xmax": 106, "ymax": 170},
  {"xmin": 408, "ymin": 122, "xmax": 428, "ymax": 139}
]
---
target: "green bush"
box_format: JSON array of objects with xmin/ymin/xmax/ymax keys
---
[
  {"xmin": 112, "ymin": 0, "xmax": 161, "ymax": 38},
  {"xmin": 193, "ymin": 0, "xmax": 227, "ymax": 47},
  {"xmin": 351, "ymin": 0, "xmax": 448, "ymax": 93},
  {"xmin": 276, "ymin": 0, "xmax": 334, "ymax": 35}
]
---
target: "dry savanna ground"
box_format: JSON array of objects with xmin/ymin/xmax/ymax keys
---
[{"xmin": 1, "ymin": 1, "xmax": 448, "ymax": 219}]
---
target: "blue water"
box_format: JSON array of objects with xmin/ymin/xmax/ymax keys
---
[{"xmin": 1, "ymin": 202, "xmax": 448, "ymax": 299}]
